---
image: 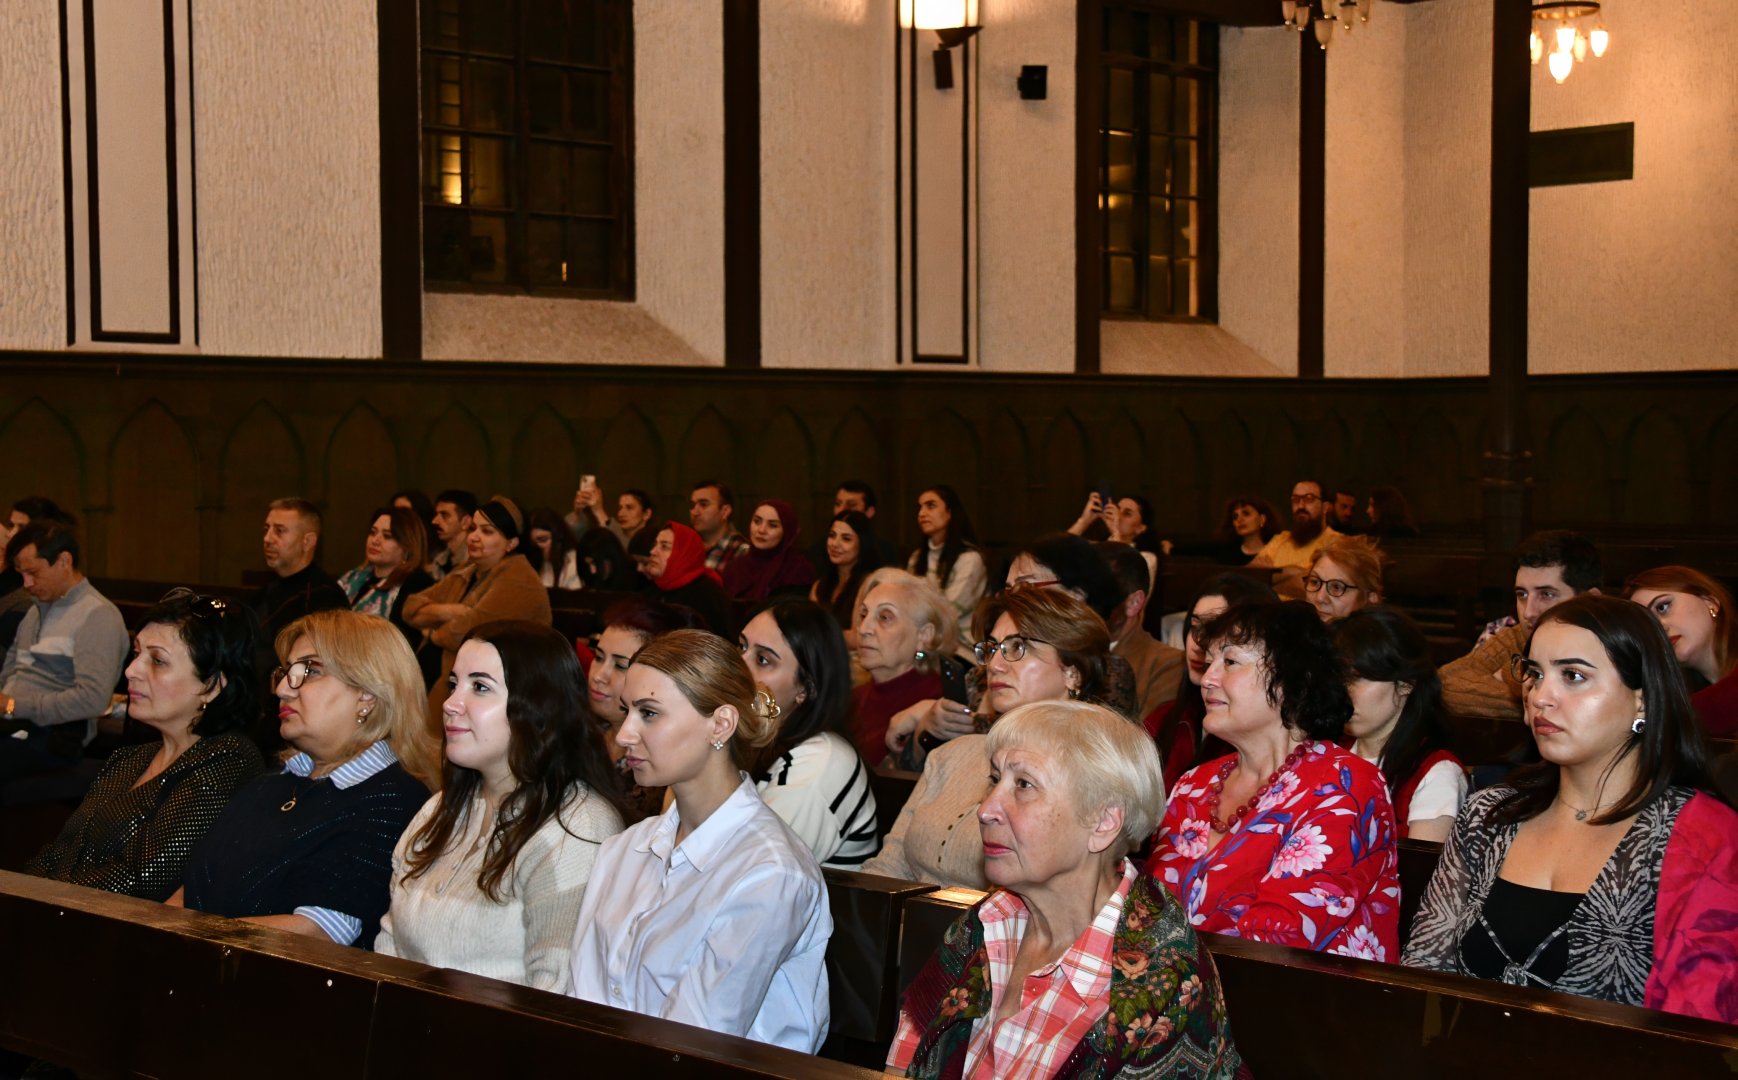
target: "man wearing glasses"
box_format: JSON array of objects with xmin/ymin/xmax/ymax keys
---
[{"xmin": 1248, "ymin": 480, "xmax": 1342, "ymax": 600}]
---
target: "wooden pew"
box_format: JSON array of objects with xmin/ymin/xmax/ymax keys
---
[
  {"xmin": 0, "ymin": 871, "xmax": 878, "ymax": 1080},
  {"xmin": 819, "ymin": 869, "xmax": 937, "ymax": 1057},
  {"xmin": 1396, "ymin": 838, "xmax": 1442, "ymax": 944},
  {"xmin": 868, "ymin": 767, "xmax": 919, "ymax": 840}
]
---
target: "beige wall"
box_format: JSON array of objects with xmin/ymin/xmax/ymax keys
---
[{"xmin": 0, "ymin": 1, "xmax": 72, "ymax": 352}]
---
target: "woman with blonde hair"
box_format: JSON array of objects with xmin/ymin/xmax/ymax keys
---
[
  {"xmin": 171, "ymin": 609, "xmax": 435, "ymax": 948},
  {"xmin": 568, "ymin": 630, "xmax": 832, "ymax": 1052},
  {"xmin": 1305, "ymin": 533, "xmax": 1385, "ymax": 623},
  {"xmin": 1627, "ymin": 565, "xmax": 1738, "ymax": 737}
]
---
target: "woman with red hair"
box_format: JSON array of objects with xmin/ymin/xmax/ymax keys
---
[{"xmin": 1626, "ymin": 565, "xmax": 1738, "ymax": 737}]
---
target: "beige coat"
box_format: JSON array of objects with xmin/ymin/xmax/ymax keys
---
[
  {"xmin": 403, "ymin": 554, "xmax": 552, "ymax": 727},
  {"xmin": 862, "ymin": 734, "xmax": 990, "ymax": 890}
]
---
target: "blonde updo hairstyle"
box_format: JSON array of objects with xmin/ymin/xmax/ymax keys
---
[{"xmin": 629, "ymin": 629, "xmax": 779, "ymax": 768}]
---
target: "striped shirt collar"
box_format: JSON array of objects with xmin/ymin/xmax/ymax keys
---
[{"xmin": 282, "ymin": 739, "xmax": 398, "ymax": 789}]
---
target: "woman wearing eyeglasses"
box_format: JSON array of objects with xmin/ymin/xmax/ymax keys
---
[
  {"xmin": 170, "ymin": 609, "xmax": 436, "ymax": 949},
  {"xmin": 25, "ymin": 589, "xmax": 264, "ymax": 900},
  {"xmin": 1304, "ymin": 534, "xmax": 1385, "ymax": 623},
  {"xmin": 863, "ymin": 586, "xmax": 1131, "ymax": 889}
]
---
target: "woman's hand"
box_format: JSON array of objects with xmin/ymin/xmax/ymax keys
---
[
  {"xmin": 885, "ymin": 697, "xmax": 973, "ymax": 752},
  {"xmin": 1067, "ymin": 492, "xmax": 1105, "ymax": 536},
  {"xmin": 416, "ymin": 602, "xmax": 471, "ymax": 626}
]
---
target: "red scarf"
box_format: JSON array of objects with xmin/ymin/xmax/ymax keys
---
[{"xmin": 654, "ymin": 522, "xmax": 721, "ymax": 592}]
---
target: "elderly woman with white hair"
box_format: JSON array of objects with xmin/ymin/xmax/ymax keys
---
[
  {"xmin": 886, "ymin": 700, "xmax": 1245, "ymax": 1079},
  {"xmin": 850, "ymin": 567, "xmax": 957, "ymax": 764}
]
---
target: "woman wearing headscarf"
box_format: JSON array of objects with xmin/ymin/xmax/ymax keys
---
[
  {"xmin": 640, "ymin": 521, "xmax": 735, "ymax": 637},
  {"xmin": 721, "ymin": 499, "xmax": 816, "ymax": 603}
]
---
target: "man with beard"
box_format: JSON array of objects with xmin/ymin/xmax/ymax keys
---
[{"xmin": 1249, "ymin": 480, "xmax": 1341, "ymax": 599}]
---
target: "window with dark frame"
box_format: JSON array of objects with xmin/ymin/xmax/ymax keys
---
[
  {"xmin": 420, "ymin": 0, "xmax": 633, "ymax": 297},
  {"xmin": 1099, "ymin": 7, "xmax": 1218, "ymax": 321}
]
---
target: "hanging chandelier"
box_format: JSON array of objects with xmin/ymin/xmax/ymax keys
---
[
  {"xmin": 1280, "ymin": 0, "xmax": 1377, "ymax": 50},
  {"xmin": 1530, "ymin": 2, "xmax": 1610, "ymax": 83}
]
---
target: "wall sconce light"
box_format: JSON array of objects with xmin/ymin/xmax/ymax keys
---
[{"xmin": 908, "ymin": 0, "xmax": 981, "ymax": 89}]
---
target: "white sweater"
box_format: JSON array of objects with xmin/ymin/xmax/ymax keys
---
[
  {"xmin": 755, "ymin": 732, "xmax": 879, "ymax": 869},
  {"xmin": 376, "ymin": 787, "xmax": 625, "ymax": 992}
]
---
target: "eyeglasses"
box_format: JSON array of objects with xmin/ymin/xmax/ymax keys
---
[
  {"xmin": 1509, "ymin": 655, "xmax": 1541, "ymax": 688},
  {"xmin": 271, "ymin": 659, "xmax": 326, "ymax": 690},
  {"xmin": 974, "ymin": 635, "xmax": 1050, "ymax": 664},
  {"xmin": 160, "ymin": 587, "xmax": 228, "ymax": 618},
  {"xmin": 1007, "ymin": 577, "xmax": 1059, "ymax": 590},
  {"xmin": 1302, "ymin": 574, "xmax": 1354, "ymax": 598},
  {"xmin": 1290, "ymin": 494, "xmax": 1322, "ymax": 506}
]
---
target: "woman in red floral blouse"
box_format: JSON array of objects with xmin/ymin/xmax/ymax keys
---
[{"xmin": 1148, "ymin": 601, "xmax": 1400, "ymax": 960}]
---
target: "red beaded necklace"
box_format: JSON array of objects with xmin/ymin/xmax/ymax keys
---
[{"xmin": 1205, "ymin": 742, "xmax": 1310, "ymax": 834}]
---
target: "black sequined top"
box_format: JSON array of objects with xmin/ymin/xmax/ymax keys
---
[{"xmin": 26, "ymin": 732, "xmax": 264, "ymax": 901}]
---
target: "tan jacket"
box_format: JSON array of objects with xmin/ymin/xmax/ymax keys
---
[
  {"xmin": 862, "ymin": 734, "xmax": 990, "ymax": 890},
  {"xmin": 1439, "ymin": 621, "xmax": 1527, "ymax": 722},
  {"xmin": 1115, "ymin": 625, "xmax": 1186, "ymax": 720},
  {"xmin": 403, "ymin": 554, "xmax": 552, "ymax": 725}
]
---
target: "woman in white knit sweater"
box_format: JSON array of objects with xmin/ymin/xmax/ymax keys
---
[{"xmin": 376, "ymin": 620, "xmax": 627, "ymax": 991}]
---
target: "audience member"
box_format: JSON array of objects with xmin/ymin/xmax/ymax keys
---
[
  {"xmin": 1333, "ymin": 607, "xmax": 1466, "ymax": 842},
  {"xmin": 808, "ymin": 511, "xmax": 884, "ymax": 630},
  {"xmin": 1149, "ymin": 601, "xmax": 1399, "ymax": 959},
  {"xmin": 1305, "ymin": 534, "xmax": 1385, "ymax": 623},
  {"xmin": 26, "ymin": 589, "xmax": 263, "ymax": 898},
  {"xmin": 1099, "ymin": 542, "xmax": 1186, "ymax": 719},
  {"xmin": 1249, "ymin": 480, "xmax": 1342, "ymax": 599},
  {"xmin": 388, "ymin": 489, "xmax": 440, "ymax": 568},
  {"xmin": 1366, "ymin": 485, "xmax": 1420, "ymax": 540},
  {"xmin": 739, "ymin": 601, "xmax": 879, "ymax": 868},
  {"xmin": 1331, "ymin": 487, "xmax": 1364, "ymax": 535},
  {"xmin": 1626, "ymin": 566, "xmax": 1738, "ymax": 737},
  {"xmin": 612, "ymin": 489, "xmax": 655, "ymax": 553},
  {"xmin": 377, "ymin": 620, "xmax": 627, "ymax": 991},
  {"xmin": 568, "ymin": 630, "xmax": 832, "ymax": 1052},
  {"xmin": 525, "ymin": 507, "xmax": 582, "ymax": 590},
  {"xmin": 1148, "ymin": 573, "xmax": 1279, "ymax": 786},
  {"xmin": 337, "ymin": 506, "xmax": 434, "ymax": 643},
  {"xmin": 850, "ymin": 568, "xmax": 953, "ymax": 764},
  {"xmin": 689, "ymin": 480, "xmax": 750, "ymax": 576},
  {"xmin": 721, "ymin": 499, "xmax": 816, "ymax": 602},
  {"xmin": 173, "ymin": 610, "xmax": 435, "ymax": 948},
  {"xmin": 565, "ymin": 476, "xmax": 610, "ymax": 539},
  {"xmin": 0, "ymin": 522, "xmax": 127, "ymax": 780},
  {"xmin": 1068, "ymin": 491, "xmax": 1162, "ymax": 566},
  {"xmin": 1005, "ymin": 532, "xmax": 1123, "ymax": 617},
  {"xmin": 1441, "ymin": 530, "xmax": 1602, "ymax": 722},
  {"xmin": 637, "ymin": 522, "xmax": 734, "ymax": 636},
  {"xmin": 868, "ymin": 586, "xmax": 1123, "ymax": 889},
  {"xmin": 1405, "ymin": 596, "xmax": 1738, "ymax": 1023},
  {"xmin": 249, "ymin": 499, "xmax": 349, "ymax": 676},
  {"xmin": 888, "ymin": 700, "xmax": 1245, "ymax": 1079},
  {"xmin": 403, "ymin": 497, "xmax": 552, "ymax": 718},
  {"xmin": 429, "ymin": 489, "xmax": 478, "ymax": 580},
  {"xmin": 572, "ymin": 524, "xmax": 637, "ymax": 591},
  {"xmin": 812, "ymin": 480, "xmax": 901, "ymax": 570},
  {"xmin": 584, "ymin": 597, "xmax": 702, "ymax": 819},
  {"xmin": 1, "ymin": 496, "xmax": 78, "ymax": 655},
  {"xmin": 1169, "ymin": 495, "xmax": 1279, "ymax": 566},
  {"xmin": 907, "ymin": 485, "xmax": 987, "ymax": 653}
]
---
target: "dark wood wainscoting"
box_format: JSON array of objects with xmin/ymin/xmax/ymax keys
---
[{"xmin": 0, "ymin": 353, "xmax": 1733, "ymax": 586}]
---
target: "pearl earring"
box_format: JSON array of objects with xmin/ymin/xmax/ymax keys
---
[
  {"xmin": 711, "ymin": 740, "xmax": 725, "ymax": 751},
  {"xmin": 914, "ymin": 649, "xmax": 928, "ymax": 663}
]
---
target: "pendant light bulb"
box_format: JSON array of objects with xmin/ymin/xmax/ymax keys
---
[
  {"xmin": 1555, "ymin": 25, "xmax": 1576, "ymax": 55},
  {"xmin": 1530, "ymin": 29, "xmax": 1543, "ymax": 64},
  {"xmin": 1547, "ymin": 48, "xmax": 1572, "ymax": 83},
  {"xmin": 1572, "ymin": 30, "xmax": 1588, "ymax": 62},
  {"xmin": 1314, "ymin": 17, "xmax": 1334, "ymax": 49},
  {"xmin": 1590, "ymin": 23, "xmax": 1609, "ymax": 58}
]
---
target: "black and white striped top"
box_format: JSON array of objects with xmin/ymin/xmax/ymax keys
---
[{"xmin": 755, "ymin": 732, "xmax": 880, "ymax": 869}]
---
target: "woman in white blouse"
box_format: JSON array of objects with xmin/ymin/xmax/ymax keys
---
[
  {"xmin": 906, "ymin": 485, "xmax": 987, "ymax": 655},
  {"xmin": 568, "ymin": 629, "xmax": 833, "ymax": 1053},
  {"xmin": 377, "ymin": 620, "xmax": 627, "ymax": 990},
  {"xmin": 739, "ymin": 600, "xmax": 879, "ymax": 868}
]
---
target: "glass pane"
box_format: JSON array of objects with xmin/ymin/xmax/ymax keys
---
[
  {"xmin": 1147, "ymin": 198, "xmax": 1172, "ymax": 259},
  {"xmin": 423, "ymin": 57, "xmax": 463, "ymax": 127},
  {"xmin": 1149, "ymin": 76, "xmax": 1172, "ymax": 136},
  {"xmin": 568, "ymin": 4, "xmax": 607, "ymax": 67},
  {"xmin": 570, "ymin": 72, "xmax": 610, "ymax": 140},
  {"xmin": 572, "ymin": 146, "xmax": 611, "ymax": 214},
  {"xmin": 1175, "ymin": 19, "xmax": 1199, "ymax": 64},
  {"xmin": 467, "ymin": 0, "xmax": 513, "ymax": 54},
  {"xmin": 424, "ymin": 135, "xmax": 465, "ymax": 205},
  {"xmin": 1147, "ymin": 257, "xmax": 1172, "ymax": 316},
  {"xmin": 528, "ymin": 141, "xmax": 570, "ymax": 212},
  {"xmin": 1107, "ymin": 69, "xmax": 1135, "ymax": 132},
  {"xmin": 527, "ymin": 0, "xmax": 571, "ymax": 62},
  {"xmin": 468, "ymin": 136, "xmax": 512, "ymax": 208},
  {"xmin": 1174, "ymin": 199, "xmax": 1198, "ymax": 258},
  {"xmin": 468, "ymin": 214, "xmax": 509, "ymax": 282},
  {"xmin": 528, "ymin": 65, "xmax": 565, "ymax": 134},
  {"xmin": 1175, "ymin": 76, "xmax": 1201, "ymax": 136},
  {"xmin": 1106, "ymin": 9, "xmax": 1139, "ymax": 55},
  {"xmin": 1106, "ymin": 132, "xmax": 1136, "ymax": 192},
  {"xmin": 1173, "ymin": 138, "xmax": 1197, "ymax": 196},
  {"xmin": 423, "ymin": 206, "xmax": 468, "ymax": 280},
  {"xmin": 1147, "ymin": 15, "xmax": 1172, "ymax": 61},
  {"xmin": 528, "ymin": 217, "xmax": 566, "ymax": 284},
  {"xmin": 1173, "ymin": 258, "xmax": 1198, "ymax": 317},
  {"xmin": 1149, "ymin": 136, "xmax": 1169, "ymax": 194},
  {"xmin": 423, "ymin": 0, "xmax": 460, "ymax": 48},
  {"xmin": 1106, "ymin": 194, "xmax": 1134, "ymax": 252},
  {"xmin": 568, "ymin": 219, "xmax": 612, "ymax": 289},
  {"xmin": 1107, "ymin": 255, "xmax": 1137, "ymax": 311},
  {"xmin": 468, "ymin": 60, "xmax": 512, "ymax": 130}
]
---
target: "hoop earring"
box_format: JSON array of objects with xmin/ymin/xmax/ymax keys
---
[{"xmin": 1631, "ymin": 714, "xmax": 1646, "ymax": 735}]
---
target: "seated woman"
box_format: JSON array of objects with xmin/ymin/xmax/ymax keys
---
[
  {"xmin": 866, "ymin": 585, "xmax": 1126, "ymax": 889},
  {"xmin": 572, "ymin": 523, "xmax": 637, "ymax": 592},
  {"xmin": 1148, "ymin": 573, "xmax": 1278, "ymax": 786},
  {"xmin": 1333, "ymin": 607, "xmax": 1466, "ymax": 842},
  {"xmin": 585, "ymin": 597, "xmax": 701, "ymax": 821},
  {"xmin": 1404, "ymin": 595, "xmax": 1738, "ymax": 1023},
  {"xmin": 739, "ymin": 600, "xmax": 878, "ymax": 868},
  {"xmin": 403, "ymin": 496, "xmax": 552, "ymax": 716},
  {"xmin": 1304, "ymin": 534, "xmax": 1384, "ymax": 623},
  {"xmin": 525, "ymin": 507, "xmax": 582, "ymax": 591},
  {"xmin": 850, "ymin": 567, "xmax": 956, "ymax": 764},
  {"xmin": 1148, "ymin": 601, "xmax": 1400, "ymax": 959},
  {"xmin": 888, "ymin": 700, "xmax": 1244, "ymax": 1079},
  {"xmin": 172, "ymin": 610, "xmax": 436, "ymax": 947},
  {"xmin": 337, "ymin": 505, "xmax": 434, "ymax": 643},
  {"xmin": 26, "ymin": 589, "xmax": 263, "ymax": 899},
  {"xmin": 568, "ymin": 630, "xmax": 832, "ymax": 1052},
  {"xmin": 1170, "ymin": 495, "xmax": 1280, "ymax": 566},
  {"xmin": 809, "ymin": 510, "xmax": 884, "ymax": 631},
  {"xmin": 906, "ymin": 485, "xmax": 987, "ymax": 654},
  {"xmin": 722, "ymin": 499, "xmax": 816, "ymax": 603},
  {"xmin": 1067, "ymin": 491, "xmax": 1163, "ymax": 586},
  {"xmin": 1366, "ymin": 485, "xmax": 1420, "ymax": 541},
  {"xmin": 639, "ymin": 521, "xmax": 734, "ymax": 636},
  {"xmin": 1625, "ymin": 566, "xmax": 1737, "ymax": 737},
  {"xmin": 376, "ymin": 620, "xmax": 627, "ymax": 990}
]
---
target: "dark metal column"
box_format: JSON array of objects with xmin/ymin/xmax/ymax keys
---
[{"xmin": 1484, "ymin": 0, "xmax": 1533, "ymax": 552}]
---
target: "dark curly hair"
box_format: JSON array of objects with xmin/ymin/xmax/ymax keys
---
[
  {"xmin": 139, "ymin": 588, "xmax": 261, "ymax": 737},
  {"xmin": 403, "ymin": 620, "xmax": 630, "ymax": 901},
  {"xmin": 1199, "ymin": 600, "xmax": 1351, "ymax": 740}
]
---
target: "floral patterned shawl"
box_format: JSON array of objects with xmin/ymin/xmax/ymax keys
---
[{"xmin": 893, "ymin": 872, "xmax": 1246, "ymax": 1080}]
